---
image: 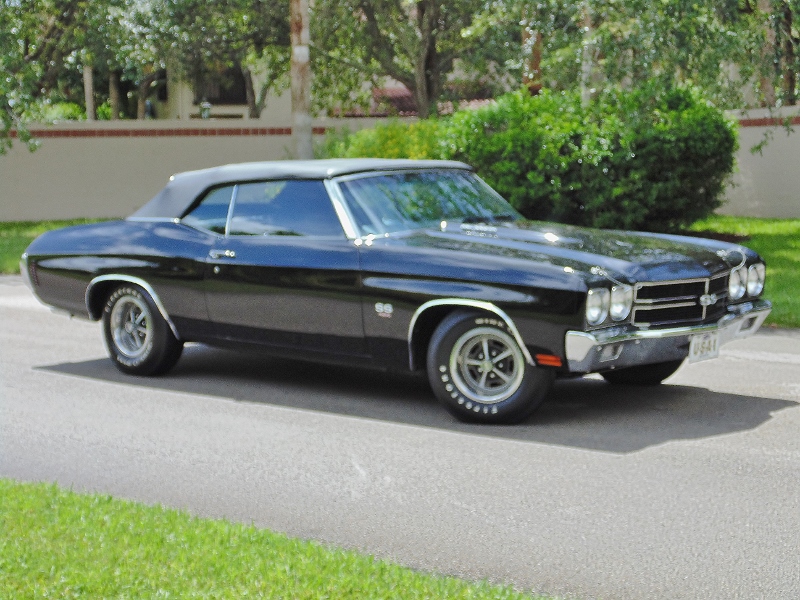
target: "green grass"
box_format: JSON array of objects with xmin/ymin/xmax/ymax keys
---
[
  {"xmin": 0, "ymin": 219, "xmax": 105, "ymax": 274},
  {"xmin": 689, "ymin": 215, "xmax": 800, "ymax": 329},
  {"xmin": 0, "ymin": 479, "xmax": 544, "ymax": 599},
  {"xmin": 2, "ymin": 216, "xmax": 798, "ymax": 328}
]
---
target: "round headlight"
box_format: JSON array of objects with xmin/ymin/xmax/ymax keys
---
[
  {"xmin": 747, "ymin": 263, "xmax": 765, "ymax": 296},
  {"xmin": 586, "ymin": 288, "xmax": 610, "ymax": 326},
  {"xmin": 728, "ymin": 268, "xmax": 746, "ymax": 301},
  {"xmin": 610, "ymin": 285, "xmax": 633, "ymax": 321}
]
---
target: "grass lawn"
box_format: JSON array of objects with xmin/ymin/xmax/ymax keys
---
[
  {"xmin": 0, "ymin": 219, "xmax": 105, "ymax": 274},
  {"xmin": 0, "ymin": 479, "xmax": 544, "ymax": 599},
  {"xmin": 1, "ymin": 216, "xmax": 797, "ymax": 328}
]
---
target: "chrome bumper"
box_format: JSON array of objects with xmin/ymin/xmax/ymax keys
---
[{"xmin": 564, "ymin": 299, "xmax": 772, "ymax": 373}]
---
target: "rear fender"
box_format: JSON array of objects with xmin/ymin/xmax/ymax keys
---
[{"xmin": 86, "ymin": 275, "xmax": 181, "ymax": 340}]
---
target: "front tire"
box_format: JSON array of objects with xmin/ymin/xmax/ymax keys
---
[
  {"xmin": 601, "ymin": 359, "xmax": 684, "ymax": 386},
  {"xmin": 426, "ymin": 311, "xmax": 554, "ymax": 424},
  {"xmin": 102, "ymin": 285, "xmax": 183, "ymax": 376}
]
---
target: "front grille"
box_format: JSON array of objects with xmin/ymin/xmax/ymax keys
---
[{"xmin": 632, "ymin": 273, "xmax": 729, "ymax": 327}]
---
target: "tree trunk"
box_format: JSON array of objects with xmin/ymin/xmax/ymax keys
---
[
  {"xmin": 580, "ymin": 2, "xmax": 593, "ymax": 106},
  {"xmin": 522, "ymin": 28, "xmax": 543, "ymax": 95},
  {"xmin": 83, "ymin": 64, "xmax": 96, "ymax": 121},
  {"xmin": 781, "ymin": 3, "xmax": 796, "ymax": 105},
  {"xmin": 137, "ymin": 73, "xmax": 158, "ymax": 119},
  {"xmin": 413, "ymin": 0, "xmax": 440, "ymax": 119},
  {"xmin": 109, "ymin": 71, "xmax": 121, "ymax": 120},
  {"xmin": 243, "ymin": 67, "xmax": 259, "ymax": 118},
  {"xmin": 758, "ymin": 0, "xmax": 777, "ymax": 106},
  {"xmin": 291, "ymin": 0, "xmax": 313, "ymax": 158}
]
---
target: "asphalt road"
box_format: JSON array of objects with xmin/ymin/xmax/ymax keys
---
[{"xmin": 2, "ymin": 274, "xmax": 799, "ymax": 599}]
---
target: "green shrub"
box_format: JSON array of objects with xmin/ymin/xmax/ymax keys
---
[
  {"xmin": 323, "ymin": 119, "xmax": 447, "ymax": 160},
  {"xmin": 324, "ymin": 87, "xmax": 738, "ymax": 233},
  {"xmin": 584, "ymin": 88, "xmax": 738, "ymax": 231},
  {"xmin": 442, "ymin": 91, "xmax": 599, "ymax": 224}
]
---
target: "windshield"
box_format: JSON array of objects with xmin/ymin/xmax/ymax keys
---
[{"xmin": 337, "ymin": 169, "xmax": 522, "ymax": 235}]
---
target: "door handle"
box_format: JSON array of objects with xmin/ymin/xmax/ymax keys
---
[{"xmin": 209, "ymin": 249, "xmax": 236, "ymax": 259}]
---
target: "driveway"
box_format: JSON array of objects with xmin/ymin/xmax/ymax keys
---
[{"xmin": 2, "ymin": 275, "xmax": 798, "ymax": 599}]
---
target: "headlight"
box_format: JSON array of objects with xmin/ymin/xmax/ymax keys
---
[
  {"xmin": 586, "ymin": 288, "xmax": 610, "ymax": 325},
  {"xmin": 747, "ymin": 263, "xmax": 765, "ymax": 296},
  {"xmin": 728, "ymin": 268, "xmax": 746, "ymax": 301},
  {"xmin": 610, "ymin": 285, "xmax": 633, "ymax": 321}
]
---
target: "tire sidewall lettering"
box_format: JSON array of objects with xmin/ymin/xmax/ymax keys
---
[{"xmin": 104, "ymin": 287, "xmax": 154, "ymax": 368}]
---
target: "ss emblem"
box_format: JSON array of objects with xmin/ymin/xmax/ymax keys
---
[{"xmin": 375, "ymin": 302, "xmax": 394, "ymax": 318}]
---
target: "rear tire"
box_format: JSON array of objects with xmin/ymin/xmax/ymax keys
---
[
  {"xmin": 102, "ymin": 284, "xmax": 183, "ymax": 376},
  {"xmin": 426, "ymin": 311, "xmax": 554, "ymax": 424},
  {"xmin": 601, "ymin": 359, "xmax": 684, "ymax": 386}
]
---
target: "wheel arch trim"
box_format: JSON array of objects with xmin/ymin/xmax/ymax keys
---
[
  {"xmin": 407, "ymin": 299, "xmax": 534, "ymax": 370},
  {"xmin": 86, "ymin": 275, "xmax": 181, "ymax": 340}
]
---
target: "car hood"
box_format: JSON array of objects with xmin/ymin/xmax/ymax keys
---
[{"xmin": 393, "ymin": 220, "xmax": 747, "ymax": 284}]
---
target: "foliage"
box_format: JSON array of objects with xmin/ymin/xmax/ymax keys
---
[
  {"xmin": 523, "ymin": 0, "xmax": 767, "ymax": 109},
  {"xmin": 443, "ymin": 91, "xmax": 591, "ymax": 223},
  {"xmin": 446, "ymin": 88, "xmax": 738, "ymax": 231},
  {"xmin": 319, "ymin": 120, "xmax": 447, "ymax": 160},
  {"xmin": 327, "ymin": 88, "xmax": 737, "ymax": 233},
  {"xmin": 160, "ymin": 0, "xmax": 290, "ymax": 118},
  {"xmin": 311, "ymin": 0, "xmax": 521, "ymax": 118},
  {"xmin": 0, "ymin": 478, "xmax": 545, "ymax": 599}
]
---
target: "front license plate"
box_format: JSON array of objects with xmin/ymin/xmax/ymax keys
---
[{"xmin": 689, "ymin": 332, "xmax": 719, "ymax": 363}]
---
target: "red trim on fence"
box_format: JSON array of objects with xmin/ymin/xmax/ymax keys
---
[
  {"xmin": 739, "ymin": 116, "xmax": 800, "ymax": 128},
  {"xmin": 9, "ymin": 126, "xmax": 329, "ymax": 139}
]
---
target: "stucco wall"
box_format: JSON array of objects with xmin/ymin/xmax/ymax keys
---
[
  {"xmin": 721, "ymin": 108, "xmax": 800, "ymax": 219},
  {"xmin": 0, "ymin": 118, "xmax": 385, "ymax": 221},
  {"xmin": 1, "ymin": 112, "xmax": 799, "ymax": 221}
]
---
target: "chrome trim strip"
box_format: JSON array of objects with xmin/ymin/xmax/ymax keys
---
[
  {"xmin": 19, "ymin": 253, "xmax": 32, "ymax": 289},
  {"xmin": 635, "ymin": 301, "xmax": 698, "ymax": 310},
  {"xmin": 407, "ymin": 299, "xmax": 535, "ymax": 370},
  {"xmin": 634, "ymin": 276, "xmax": 712, "ymax": 290},
  {"xmin": 86, "ymin": 275, "xmax": 181, "ymax": 340},
  {"xmin": 126, "ymin": 217, "xmax": 181, "ymax": 224},
  {"xmin": 635, "ymin": 295, "xmax": 699, "ymax": 304},
  {"xmin": 324, "ymin": 179, "xmax": 359, "ymax": 239},
  {"xmin": 224, "ymin": 184, "xmax": 239, "ymax": 237}
]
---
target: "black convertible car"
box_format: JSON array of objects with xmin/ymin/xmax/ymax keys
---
[{"xmin": 22, "ymin": 159, "xmax": 771, "ymax": 423}]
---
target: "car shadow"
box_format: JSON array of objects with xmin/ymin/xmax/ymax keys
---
[{"xmin": 38, "ymin": 343, "xmax": 797, "ymax": 454}]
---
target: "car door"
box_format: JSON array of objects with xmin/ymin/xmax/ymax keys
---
[{"xmin": 200, "ymin": 179, "xmax": 367, "ymax": 358}]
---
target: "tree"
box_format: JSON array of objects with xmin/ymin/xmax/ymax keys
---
[
  {"xmin": 161, "ymin": 0, "xmax": 289, "ymax": 118},
  {"xmin": 523, "ymin": 0, "xmax": 767, "ymax": 109},
  {"xmin": 0, "ymin": 0, "xmax": 84, "ymax": 152},
  {"xmin": 311, "ymin": 0, "xmax": 522, "ymax": 118}
]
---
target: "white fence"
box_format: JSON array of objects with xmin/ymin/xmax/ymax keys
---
[{"xmin": 1, "ymin": 112, "xmax": 799, "ymax": 221}]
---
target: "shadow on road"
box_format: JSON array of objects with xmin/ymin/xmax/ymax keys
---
[{"xmin": 39, "ymin": 343, "xmax": 797, "ymax": 454}]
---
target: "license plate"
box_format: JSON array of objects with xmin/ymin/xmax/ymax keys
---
[{"xmin": 689, "ymin": 332, "xmax": 719, "ymax": 363}]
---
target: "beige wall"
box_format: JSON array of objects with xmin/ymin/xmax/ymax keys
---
[
  {"xmin": 0, "ymin": 118, "xmax": 385, "ymax": 221},
  {"xmin": 721, "ymin": 108, "xmax": 800, "ymax": 219},
  {"xmin": 2, "ymin": 112, "xmax": 799, "ymax": 222}
]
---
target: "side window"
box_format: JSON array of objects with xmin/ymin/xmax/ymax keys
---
[
  {"xmin": 182, "ymin": 186, "xmax": 234, "ymax": 234},
  {"xmin": 228, "ymin": 180, "xmax": 344, "ymax": 237}
]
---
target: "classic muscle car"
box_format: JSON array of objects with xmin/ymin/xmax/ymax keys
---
[{"xmin": 22, "ymin": 159, "xmax": 771, "ymax": 423}]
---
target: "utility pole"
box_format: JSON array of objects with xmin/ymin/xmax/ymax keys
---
[{"xmin": 291, "ymin": 0, "xmax": 313, "ymax": 159}]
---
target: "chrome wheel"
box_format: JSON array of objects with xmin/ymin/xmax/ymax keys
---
[
  {"xmin": 109, "ymin": 293, "xmax": 152, "ymax": 360},
  {"xmin": 449, "ymin": 327, "xmax": 525, "ymax": 404}
]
